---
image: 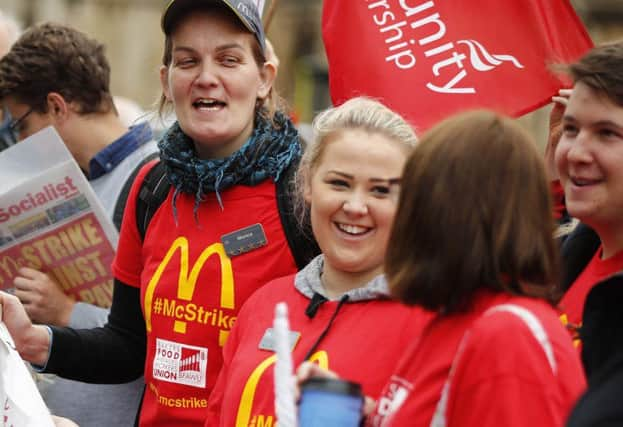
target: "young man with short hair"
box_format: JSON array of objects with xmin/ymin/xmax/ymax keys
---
[{"xmin": 0, "ymin": 22, "xmax": 157, "ymax": 426}]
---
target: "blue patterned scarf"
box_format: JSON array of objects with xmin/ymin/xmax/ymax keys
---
[{"xmin": 158, "ymin": 110, "xmax": 300, "ymax": 218}]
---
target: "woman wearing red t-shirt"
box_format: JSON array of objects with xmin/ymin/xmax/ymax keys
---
[
  {"xmin": 0, "ymin": 1, "xmax": 319, "ymax": 425},
  {"xmin": 301, "ymin": 110, "xmax": 586, "ymax": 427},
  {"xmin": 207, "ymin": 97, "xmax": 431, "ymax": 427}
]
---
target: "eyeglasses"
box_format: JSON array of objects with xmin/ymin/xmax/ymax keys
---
[
  {"xmin": 8, "ymin": 107, "xmax": 34, "ymax": 138},
  {"xmin": 0, "ymin": 106, "xmax": 34, "ymax": 151},
  {"xmin": 0, "ymin": 107, "xmax": 15, "ymax": 151}
]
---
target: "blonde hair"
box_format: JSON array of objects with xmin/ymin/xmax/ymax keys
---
[{"xmin": 294, "ymin": 97, "xmax": 418, "ymax": 224}]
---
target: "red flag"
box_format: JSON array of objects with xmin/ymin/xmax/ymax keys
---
[{"xmin": 322, "ymin": 0, "xmax": 593, "ymax": 131}]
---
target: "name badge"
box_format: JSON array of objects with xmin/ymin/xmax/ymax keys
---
[
  {"xmin": 221, "ymin": 223, "xmax": 267, "ymax": 258},
  {"xmin": 258, "ymin": 327, "xmax": 301, "ymax": 352}
]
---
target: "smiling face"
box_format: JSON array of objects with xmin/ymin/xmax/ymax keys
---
[
  {"xmin": 160, "ymin": 9, "xmax": 275, "ymax": 159},
  {"xmin": 556, "ymin": 81, "xmax": 623, "ymax": 231},
  {"xmin": 305, "ymin": 129, "xmax": 408, "ymax": 282}
]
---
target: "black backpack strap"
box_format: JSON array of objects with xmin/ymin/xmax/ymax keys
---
[
  {"xmin": 276, "ymin": 160, "xmax": 320, "ymax": 270},
  {"xmin": 112, "ymin": 151, "xmax": 160, "ymax": 231},
  {"xmin": 560, "ymin": 223, "xmax": 601, "ymax": 292},
  {"xmin": 136, "ymin": 161, "xmax": 170, "ymax": 241}
]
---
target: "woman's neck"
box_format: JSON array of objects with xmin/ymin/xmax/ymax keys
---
[{"xmin": 320, "ymin": 262, "xmax": 383, "ymax": 300}]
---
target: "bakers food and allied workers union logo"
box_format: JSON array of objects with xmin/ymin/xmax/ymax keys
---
[{"xmin": 153, "ymin": 338, "xmax": 208, "ymax": 388}]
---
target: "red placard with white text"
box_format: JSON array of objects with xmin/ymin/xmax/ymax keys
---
[{"xmin": 322, "ymin": 0, "xmax": 593, "ymax": 131}]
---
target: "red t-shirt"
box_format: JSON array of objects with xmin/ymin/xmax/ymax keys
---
[
  {"xmin": 559, "ymin": 246, "xmax": 623, "ymax": 339},
  {"xmin": 368, "ymin": 291, "xmax": 586, "ymax": 427},
  {"xmin": 206, "ymin": 274, "xmax": 432, "ymax": 427},
  {"xmin": 112, "ymin": 163, "xmax": 298, "ymax": 426}
]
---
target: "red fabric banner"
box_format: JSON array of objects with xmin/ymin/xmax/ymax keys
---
[{"xmin": 322, "ymin": 0, "xmax": 593, "ymax": 131}]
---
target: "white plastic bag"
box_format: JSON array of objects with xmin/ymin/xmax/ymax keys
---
[{"xmin": 0, "ymin": 305, "xmax": 55, "ymax": 427}]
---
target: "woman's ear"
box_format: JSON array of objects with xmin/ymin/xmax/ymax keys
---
[
  {"xmin": 160, "ymin": 65, "xmax": 172, "ymax": 101},
  {"xmin": 257, "ymin": 61, "xmax": 277, "ymax": 100}
]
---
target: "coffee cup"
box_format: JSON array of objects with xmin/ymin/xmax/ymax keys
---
[{"xmin": 298, "ymin": 377, "xmax": 363, "ymax": 427}]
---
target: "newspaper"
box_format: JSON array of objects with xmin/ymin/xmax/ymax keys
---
[{"xmin": 0, "ymin": 127, "xmax": 118, "ymax": 308}]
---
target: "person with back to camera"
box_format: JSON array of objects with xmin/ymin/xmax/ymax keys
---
[
  {"xmin": 301, "ymin": 110, "xmax": 587, "ymax": 426},
  {"xmin": 206, "ymin": 97, "xmax": 432, "ymax": 426},
  {"xmin": 370, "ymin": 110, "xmax": 586, "ymax": 426},
  {"xmin": 0, "ymin": 23, "xmax": 158, "ymax": 426},
  {"xmin": 549, "ymin": 40, "xmax": 623, "ymax": 427},
  {"xmin": 0, "ymin": 0, "xmax": 319, "ymax": 425}
]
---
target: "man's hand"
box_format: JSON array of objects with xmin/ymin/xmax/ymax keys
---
[
  {"xmin": 13, "ymin": 267, "xmax": 75, "ymax": 326},
  {"xmin": 52, "ymin": 415, "xmax": 79, "ymax": 427},
  {"xmin": 545, "ymin": 88, "xmax": 572, "ymax": 181}
]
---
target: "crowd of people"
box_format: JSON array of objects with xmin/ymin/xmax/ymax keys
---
[{"xmin": 0, "ymin": 0, "xmax": 622, "ymax": 426}]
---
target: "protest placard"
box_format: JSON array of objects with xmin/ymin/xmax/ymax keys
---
[{"xmin": 0, "ymin": 127, "xmax": 118, "ymax": 307}]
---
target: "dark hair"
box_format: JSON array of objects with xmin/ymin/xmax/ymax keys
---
[
  {"xmin": 0, "ymin": 22, "xmax": 114, "ymax": 114},
  {"xmin": 567, "ymin": 40, "xmax": 623, "ymax": 107},
  {"xmin": 158, "ymin": 4, "xmax": 283, "ymax": 121},
  {"xmin": 386, "ymin": 110, "xmax": 559, "ymax": 313}
]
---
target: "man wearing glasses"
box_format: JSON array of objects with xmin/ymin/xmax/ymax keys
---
[
  {"xmin": 0, "ymin": 8, "xmax": 21, "ymax": 151},
  {"xmin": 0, "ymin": 22, "xmax": 156, "ymax": 427}
]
